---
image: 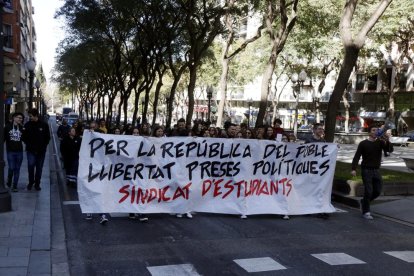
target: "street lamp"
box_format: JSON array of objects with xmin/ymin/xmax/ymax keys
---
[
  {"xmin": 291, "ymin": 69, "xmax": 307, "ymax": 139},
  {"xmin": 0, "ymin": 0, "xmax": 12, "ymax": 212},
  {"xmin": 35, "ymin": 79, "xmax": 41, "ymax": 111},
  {"xmin": 27, "ymin": 59, "xmax": 36, "ymax": 110},
  {"xmin": 312, "ymin": 89, "xmax": 321, "ymax": 123},
  {"xmin": 206, "ymin": 86, "xmax": 213, "ymax": 124},
  {"xmin": 247, "ymin": 98, "xmax": 253, "ymax": 127}
]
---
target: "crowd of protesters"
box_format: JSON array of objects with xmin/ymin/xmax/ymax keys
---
[{"xmin": 57, "ymin": 115, "xmax": 393, "ymax": 225}]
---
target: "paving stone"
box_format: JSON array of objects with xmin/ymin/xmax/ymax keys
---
[
  {"xmin": 52, "ymin": 262, "xmax": 70, "ymax": 274},
  {"xmin": 28, "ymin": 250, "xmax": 50, "ymax": 275},
  {"xmin": 0, "ymin": 247, "xmax": 7, "ymax": 257},
  {"xmin": 0, "ymin": 256, "xmax": 30, "ymax": 267},
  {"xmin": 8, "ymin": 247, "xmax": 30, "ymax": 257},
  {"xmin": 10, "ymin": 225, "xmax": 33, "ymax": 237},
  {"xmin": 0, "ymin": 237, "xmax": 31, "ymax": 247},
  {"xmin": 0, "ymin": 267, "xmax": 27, "ymax": 276}
]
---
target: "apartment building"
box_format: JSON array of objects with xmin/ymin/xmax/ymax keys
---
[{"xmin": 2, "ymin": 0, "xmax": 37, "ymax": 115}]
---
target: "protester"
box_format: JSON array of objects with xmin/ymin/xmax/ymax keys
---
[
  {"xmin": 351, "ymin": 125, "xmax": 393, "ymax": 220},
  {"xmin": 98, "ymin": 118, "xmax": 107, "ymax": 134},
  {"xmin": 128, "ymin": 126, "xmax": 149, "ymax": 222},
  {"xmin": 273, "ymin": 118, "xmax": 284, "ymax": 135},
  {"xmin": 304, "ymin": 123, "xmax": 329, "ymax": 219},
  {"xmin": 170, "ymin": 118, "xmax": 189, "ymax": 136},
  {"xmin": 22, "ymin": 109, "xmax": 50, "ymax": 191},
  {"xmin": 4, "ymin": 112, "xmax": 25, "ymax": 192},
  {"xmin": 140, "ymin": 122, "xmax": 151, "ymax": 136},
  {"xmin": 57, "ymin": 118, "xmax": 71, "ymax": 140},
  {"xmin": 60, "ymin": 127, "xmax": 81, "ymax": 187}
]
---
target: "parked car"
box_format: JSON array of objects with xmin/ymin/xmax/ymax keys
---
[{"xmin": 402, "ymin": 130, "xmax": 414, "ymax": 141}]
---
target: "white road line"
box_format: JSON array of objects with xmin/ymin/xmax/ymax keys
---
[
  {"xmin": 233, "ymin": 257, "xmax": 286, "ymax": 273},
  {"xmin": 147, "ymin": 264, "xmax": 200, "ymax": 276},
  {"xmin": 62, "ymin": 201, "xmax": 80, "ymax": 205},
  {"xmin": 384, "ymin": 251, "xmax": 414, "ymax": 263},
  {"xmin": 312, "ymin": 253, "xmax": 365, "ymax": 265}
]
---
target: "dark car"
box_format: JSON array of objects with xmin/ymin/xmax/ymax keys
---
[{"xmin": 402, "ymin": 130, "xmax": 414, "ymax": 141}]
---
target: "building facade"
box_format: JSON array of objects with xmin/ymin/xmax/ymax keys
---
[{"xmin": 2, "ymin": 0, "xmax": 37, "ymax": 116}]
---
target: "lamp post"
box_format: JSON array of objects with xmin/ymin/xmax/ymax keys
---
[
  {"xmin": 27, "ymin": 59, "xmax": 36, "ymax": 110},
  {"xmin": 206, "ymin": 86, "xmax": 213, "ymax": 124},
  {"xmin": 0, "ymin": 0, "xmax": 12, "ymax": 212},
  {"xmin": 312, "ymin": 89, "xmax": 321, "ymax": 123},
  {"xmin": 35, "ymin": 79, "xmax": 41, "ymax": 111},
  {"xmin": 291, "ymin": 69, "xmax": 307, "ymax": 139},
  {"xmin": 247, "ymin": 98, "xmax": 252, "ymax": 127}
]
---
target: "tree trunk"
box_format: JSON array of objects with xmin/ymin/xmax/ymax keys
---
[
  {"xmin": 325, "ymin": 46, "xmax": 360, "ymax": 141},
  {"xmin": 186, "ymin": 65, "xmax": 197, "ymax": 124},
  {"xmin": 152, "ymin": 76, "xmax": 164, "ymax": 126},
  {"xmin": 256, "ymin": 49, "xmax": 277, "ymax": 127},
  {"xmin": 217, "ymin": 52, "xmax": 230, "ymax": 127}
]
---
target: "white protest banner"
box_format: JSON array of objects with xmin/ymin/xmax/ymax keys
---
[{"xmin": 78, "ymin": 131, "xmax": 338, "ymax": 215}]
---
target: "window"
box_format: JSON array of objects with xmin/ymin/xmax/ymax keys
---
[
  {"xmin": 367, "ymin": 75, "xmax": 377, "ymax": 91},
  {"xmin": 4, "ymin": 0, "xmax": 12, "ymax": 10},
  {"xmin": 3, "ymin": 24, "xmax": 13, "ymax": 49},
  {"xmin": 398, "ymin": 69, "xmax": 407, "ymax": 90},
  {"xmin": 356, "ymin": 74, "xmax": 365, "ymax": 90}
]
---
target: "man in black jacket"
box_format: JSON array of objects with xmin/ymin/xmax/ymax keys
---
[
  {"xmin": 22, "ymin": 108, "xmax": 51, "ymax": 191},
  {"xmin": 351, "ymin": 125, "xmax": 393, "ymax": 220},
  {"xmin": 4, "ymin": 112, "xmax": 25, "ymax": 192}
]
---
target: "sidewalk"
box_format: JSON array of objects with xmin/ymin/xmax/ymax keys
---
[
  {"xmin": 335, "ymin": 143, "xmax": 414, "ymax": 224},
  {"xmin": 0, "ymin": 141, "xmax": 68, "ymax": 275}
]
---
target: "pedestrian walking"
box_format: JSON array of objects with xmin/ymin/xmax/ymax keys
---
[
  {"xmin": 57, "ymin": 118, "xmax": 70, "ymax": 140},
  {"xmin": 22, "ymin": 108, "xmax": 50, "ymax": 191},
  {"xmin": 4, "ymin": 112, "xmax": 25, "ymax": 192},
  {"xmin": 60, "ymin": 127, "xmax": 81, "ymax": 187},
  {"xmin": 351, "ymin": 125, "xmax": 393, "ymax": 220}
]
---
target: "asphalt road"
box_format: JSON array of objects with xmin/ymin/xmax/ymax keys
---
[{"xmin": 51, "ymin": 119, "xmax": 414, "ymax": 276}]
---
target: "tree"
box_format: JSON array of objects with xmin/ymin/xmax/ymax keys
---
[
  {"xmin": 255, "ymin": 0, "xmax": 299, "ymax": 127},
  {"xmin": 324, "ymin": 0, "xmax": 392, "ymax": 142}
]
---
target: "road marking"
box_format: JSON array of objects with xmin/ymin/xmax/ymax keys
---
[
  {"xmin": 335, "ymin": 207, "xmax": 348, "ymax": 213},
  {"xmin": 384, "ymin": 251, "xmax": 414, "ymax": 262},
  {"xmin": 233, "ymin": 257, "xmax": 286, "ymax": 272},
  {"xmin": 147, "ymin": 264, "xmax": 200, "ymax": 276},
  {"xmin": 312, "ymin": 253, "xmax": 365, "ymax": 265},
  {"xmin": 62, "ymin": 201, "xmax": 79, "ymax": 205}
]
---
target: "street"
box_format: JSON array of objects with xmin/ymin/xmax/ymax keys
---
[{"xmin": 50, "ymin": 120, "xmax": 414, "ymax": 276}]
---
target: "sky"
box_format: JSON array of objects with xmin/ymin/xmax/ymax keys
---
[{"xmin": 32, "ymin": 0, "xmax": 65, "ymax": 82}]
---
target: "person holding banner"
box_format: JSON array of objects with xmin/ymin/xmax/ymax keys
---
[
  {"xmin": 127, "ymin": 127, "xmax": 149, "ymax": 222},
  {"xmin": 304, "ymin": 123, "xmax": 330, "ymax": 220},
  {"xmin": 85, "ymin": 121, "xmax": 109, "ymax": 225},
  {"xmin": 351, "ymin": 125, "xmax": 393, "ymax": 220}
]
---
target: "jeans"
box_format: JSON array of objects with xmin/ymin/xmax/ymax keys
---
[
  {"xmin": 6, "ymin": 151, "xmax": 23, "ymax": 186},
  {"xmin": 361, "ymin": 168, "xmax": 383, "ymax": 214},
  {"xmin": 27, "ymin": 151, "xmax": 46, "ymax": 187}
]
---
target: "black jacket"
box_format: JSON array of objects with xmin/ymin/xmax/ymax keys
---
[
  {"xmin": 22, "ymin": 120, "xmax": 51, "ymax": 154},
  {"xmin": 60, "ymin": 135, "xmax": 81, "ymax": 168},
  {"xmin": 352, "ymin": 138, "xmax": 393, "ymax": 170},
  {"xmin": 4, "ymin": 123, "xmax": 24, "ymax": 152}
]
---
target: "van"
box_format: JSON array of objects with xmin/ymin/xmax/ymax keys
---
[{"xmin": 67, "ymin": 112, "xmax": 79, "ymax": 127}]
